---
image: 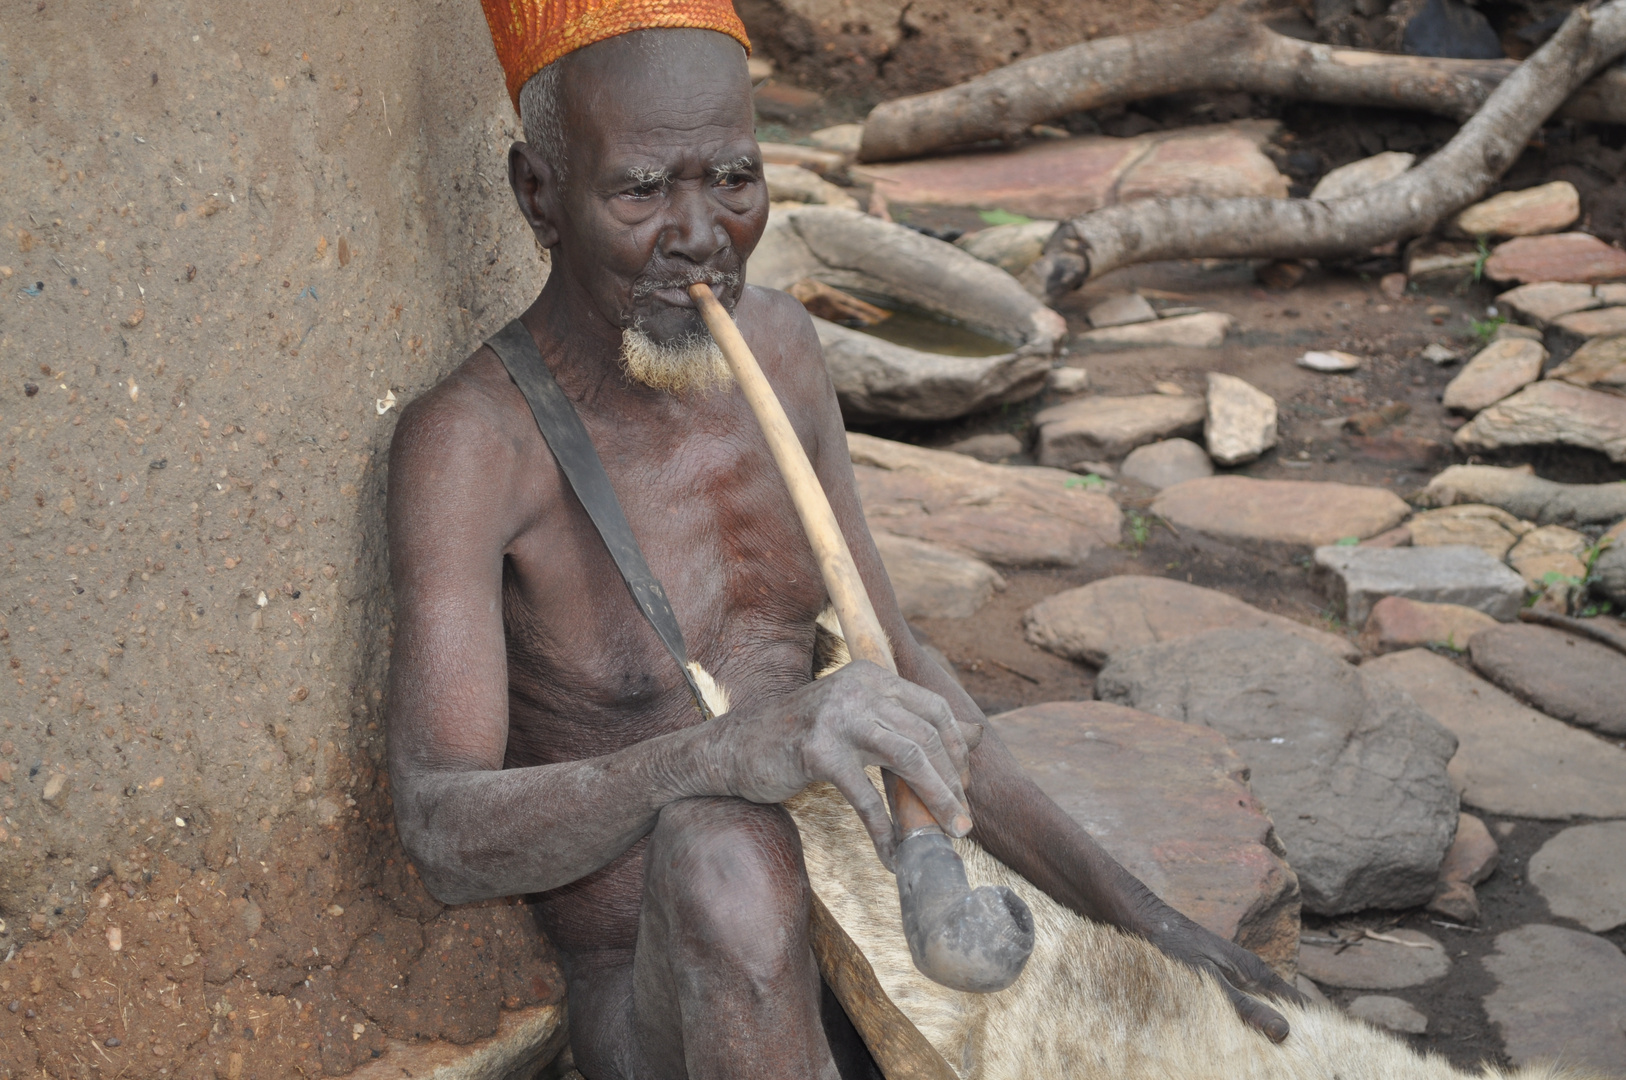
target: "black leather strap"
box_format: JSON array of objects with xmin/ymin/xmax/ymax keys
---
[{"xmin": 486, "ymin": 319, "xmax": 714, "ymax": 720}]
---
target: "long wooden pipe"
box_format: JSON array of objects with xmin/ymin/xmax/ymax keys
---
[{"xmin": 691, "ymin": 283, "xmax": 1034, "ymax": 1000}]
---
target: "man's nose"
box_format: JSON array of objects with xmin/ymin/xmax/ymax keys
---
[{"xmin": 658, "ymin": 181, "xmax": 728, "ymax": 264}]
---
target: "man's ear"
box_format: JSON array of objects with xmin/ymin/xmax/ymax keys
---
[{"xmin": 508, "ymin": 142, "xmax": 563, "ymax": 249}]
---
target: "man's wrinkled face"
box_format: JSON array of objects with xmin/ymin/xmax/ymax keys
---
[{"xmin": 551, "ymin": 31, "xmax": 767, "ymax": 349}]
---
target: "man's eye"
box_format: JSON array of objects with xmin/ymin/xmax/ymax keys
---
[
  {"xmin": 716, "ymin": 171, "xmax": 752, "ymax": 189},
  {"xmin": 625, "ymin": 181, "xmax": 662, "ymax": 199}
]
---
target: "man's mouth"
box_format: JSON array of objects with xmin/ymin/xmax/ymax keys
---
[{"xmin": 631, "ymin": 270, "xmax": 740, "ymax": 309}]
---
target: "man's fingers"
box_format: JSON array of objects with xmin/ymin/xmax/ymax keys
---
[
  {"xmin": 830, "ymin": 768, "xmax": 896, "ymax": 870},
  {"xmin": 864, "ymin": 728, "xmax": 970, "ymax": 836},
  {"xmin": 888, "ymin": 679, "xmax": 969, "ymax": 773},
  {"xmin": 873, "ymin": 708, "xmax": 967, "ymax": 813},
  {"xmin": 1221, "ymin": 978, "xmax": 1291, "ymax": 1043}
]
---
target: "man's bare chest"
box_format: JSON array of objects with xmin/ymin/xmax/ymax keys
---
[{"xmin": 497, "ymin": 431, "xmax": 831, "ymax": 761}]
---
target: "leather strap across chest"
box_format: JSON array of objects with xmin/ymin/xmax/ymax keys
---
[{"xmin": 485, "ymin": 318, "xmax": 714, "ymax": 721}]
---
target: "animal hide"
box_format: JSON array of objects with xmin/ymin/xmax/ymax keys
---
[{"xmin": 690, "ymin": 644, "xmax": 1596, "ymax": 1080}]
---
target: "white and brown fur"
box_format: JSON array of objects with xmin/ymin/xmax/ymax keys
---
[{"xmin": 684, "ymin": 618, "xmax": 1596, "ymax": 1080}]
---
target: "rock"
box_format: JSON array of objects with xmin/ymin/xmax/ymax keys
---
[
  {"xmin": 1483, "ymin": 925, "xmax": 1626, "ymax": 1073},
  {"xmin": 40, "ymin": 772, "xmax": 67, "ymax": 805},
  {"xmin": 945, "ymin": 432, "xmax": 1022, "ymax": 463},
  {"xmin": 991, "ymin": 701, "xmax": 1301, "ymax": 974},
  {"xmin": 811, "ymin": 318, "xmax": 1052, "ymax": 422},
  {"xmin": 1529, "ymin": 822, "xmax": 1626, "ymax": 932},
  {"xmin": 1299, "ymin": 929, "xmax": 1452, "ymax": 989},
  {"xmin": 1297, "ymin": 350, "xmax": 1362, "ymax": 372},
  {"xmin": 1428, "ymin": 812, "xmax": 1499, "ymax": 922},
  {"xmin": 850, "ymin": 121, "xmax": 1288, "ymax": 220},
  {"xmin": 760, "ymin": 142, "xmax": 851, "ymax": 176},
  {"xmin": 1493, "ymin": 322, "xmax": 1543, "ymax": 342},
  {"xmin": 1078, "ymin": 311, "xmax": 1233, "ymax": 349},
  {"xmin": 807, "ymin": 123, "xmax": 864, "ymax": 155},
  {"xmin": 873, "ymin": 533, "xmax": 1005, "ymax": 620},
  {"xmin": 1204, "ymin": 373, "xmax": 1278, "ymax": 466},
  {"xmin": 849, "ymin": 433, "xmax": 1122, "ymax": 567},
  {"xmin": 1046, "ymin": 366, "xmax": 1089, "ymax": 395},
  {"xmin": 1360, "ymin": 525, "xmax": 1413, "ymax": 549},
  {"xmin": 1347, "ymin": 995, "xmax": 1429, "ymax": 1035},
  {"xmin": 1405, "ymin": 238, "xmax": 1480, "ymax": 290},
  {"xmin": 1551, "ymin": 305, "xmax": 1626, "ymax": 340},
  {"xmin": 1364, "ymin": 649, "xmax": 1626, "ymax": 819},
  {"xmin": 1484, "ymin": 232, "xmax": 1626, "ymax": 285},
  {"xmin": 1315, "ymin": 545, "xmax": 1527, "ymax": 625},
  {"xmin": 1402, "ymin": 0, "xmax": 1502, "ymax": 59},
  {"xmin": 1086, "ymin": 292, "xmax": 1157, "ymax": 328},
  {"xmin": 764, "ymin": 163, "xmax": 859, "ymax": 208},
  {"xmin": 1468, "ymin": 623, "xmax": 1626, "ymax": 735},
  {"xmin": 1295, "ymin": 975, "xmax": 1330, "ymax": 1005},
  {"xmin": 1357, "ymin": 596, "xmax": 1498, "ymax": 655},
  {"xmin": 1419, "ymin": 463, "xmax": 1626, "ymax": 525},
  {"xmin": 1118, "ymin": 439, "xmax": 1214, "ymax": 490},
  {"xmin": 1152, "ymin": 476, "xmax": 1409, "ymax": 556},
  {"xmin": 1381, "ymin": 272, "xmax": 1409, "ymax": 300},
  {"xmin": 1033, "ymin": 395, "xmax": 1205, "ymax": 466},
  {"xmin": 1506, "ymin": 525, "xmax": 1589, "ymax": 589},
  {"xmin": 1440, "ymin": 338, "xmax": 1547, "ymax": 413},
  {"xmin": 1453, "ymin": 182, "xmax": 1580, "ymax": 238},
  {"xmin": 1496, "ymin": 281, "xmax": 1600, "ymax": 327},
  {"xmin": 1601, "ymin": 283, "xmax": 1626, "ymax": 305},
  {"xmin": 1422, "ymin": 342, "xmax": 1460, "ymax": 365},
  {"xmin": 1310, "ymin": 152, "xmax": 1415, "ymax": 201},
  {"xmin": 1453, "ymin": 380, "xmax": 1626, "ymax": 462},
  {"xmin": 1595, "ymin": 541, "xmax": 1626, "ymax": 606},
  {"xmin": 749, "ymin": 206, "xmax": 1064, "ymax": 421},
  {"xmin": 1096, "ymin": 629, "xmax": 1458, "ymax": 914},
  {"xmin": 349, "ymin": 1002, "xmax": 565, "ymax": 1080},
  {"xmin": 753, "ymin": 80, "xmax": 824, "ymax": 123},
  {"xmin": 952, "ymin": 219, "xmax": 1058, "ymax": 276},
  {"xmin": 1024, "ymin": 575, "xmax": 1359, "ymax": 668},
  {"xmin": 1407, "ymin": 504, "xmax": 1532, "ymax": 560},
  {"xmin": 1549, "ymin": 333, "xmax": 1626, "ymax": 395}
]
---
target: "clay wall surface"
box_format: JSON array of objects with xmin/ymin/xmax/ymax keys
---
[{"xmin": 1, "ymin": 1, "xmax": 561, "ymax": 1074}]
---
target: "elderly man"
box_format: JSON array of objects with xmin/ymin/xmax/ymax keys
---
[{"xmin": 384, "ymin": 3, "xmax": 1299, "ymax": 1076}]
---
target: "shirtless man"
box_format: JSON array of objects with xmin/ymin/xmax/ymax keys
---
[{"xmin": 384, "ymin": 18, "xmax": 1299, "ymax": 1079}]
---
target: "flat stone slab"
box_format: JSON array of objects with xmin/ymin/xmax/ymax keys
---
[
  {"xmin": 873, "ymin": 533, "xmax": 1005, "ymax": 621},
  {"xmin": 1024, "ymin": 574, "xmax": 1359, "ymax": 667},
  {"xmin": 1298, "ymin": 929, "xmax": 1451, "ymax": 989},
  {"xmin": 1119, "ymin": 438, "xmax": 1213, "ymax": 490},
  {"xmin": 1407, "ymin": 504, "xmax": 1531, "ymax": 560},
  {"xmin": 945, "ymin": 432, "xmax": 1022, "ymax": 463},
  {"xmin": 1420, "ymin": 464, "xmax": 1626, "ymax": 525},
  {"xmin": 1078, "ymin": 311, "xmax": 1233, "ymax": 349},
  {"xmin": 1298, "ymin": 349, "xmax": 1363, "ymax": 372},
  {"xmin": 1552, "ymin": 305, "xmax": 1626, "ymax": 339},
  {"xmin": 1152, "ymin": 476, "xmax": 1409, "ymax": 556},
  {"xmin": 851, "ymin": 122, "xmax": 1287, "ymax": 220},
  {"xmin": 991, "ymin": 700, "xmax": 1300, "ymax": 974},
  {"xmin": 1364, "ymin": 649, "xmax": 1626, "ymax": 819},
  {"xmin": 1495, "ymin": 281, "xmax": 1600, "ymax": 327},
  {"xmin": 1315, "ymin": 544, "xmax": 1527, "ymax": 626},
  {"xmin": 849, "ymin": 433, "xmax": 1122, "ymax": 568},
  {"xmin": 1506, "ymin": 524, "xmax": 1590, "ymax": 589},
  {"xmin": 1453, "ymin": 181, "xmax": 1580, "ymax": 238},
  {"xmin": 1311, "ymin": 151, "xmax": 1413, "ymax": 200},
  {"xmin": 1441, "ymin": 338, "xmax": 1546, "ymax": 413},
  {"xmin": 1454, "ymin": 380, "xmax": 1626, "ymax": 463},
  {"xmin": 351, "ymin": 1003, "xmax": 565, "ymax": 1080},
  {"xmin": 1087, "ymin": 291, "xmax": 1157, "ymax": 328},
  {"xmin": 1530, "ymin": 822, "xmax": 1626, "ymax": 933},
  {"xmin": 1549, "ymin": 334, "xmax": 1626, "ymax": 395},
  {"xmin": 1357, "ymin": 596, "xmax": 1498, "ymax": 655},
  {"xmin": 1096, "ymin": 629, "xmax": 1459, "ymax": 915},
  {"xmin": 1348, "ymin": 994, "xmax": 1429, "ymax": 1034},
  {"xmin": 1483, "ymin": 924, "xmax": 1626, "ymax": 1073},
  {"xmin": 953, "ymin": 219, "xmax": 1058, "ymax": 276},
  {"xmin": 1033, "ymin": 394, "xmax": 1205, "ymax": 466},
  {"xmin": 1484, "ymin": 232, "xmax": 1626, "ymax": 284},
  {"xmin": 1205, "ymin": 372, "xmax": 1277, "ymax": 466}
]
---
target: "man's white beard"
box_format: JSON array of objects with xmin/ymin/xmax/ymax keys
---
[{"xmin": 619, "ymin": 325, "xmax": 733, "ymax": 395}]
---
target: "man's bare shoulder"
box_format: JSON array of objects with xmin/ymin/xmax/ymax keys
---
[
  {"xmin": 386, "ymin": 346, "xmax": 547, "ymax": 525},
  {"xmin": 735, "ymin": 284, "xmax": 829, "ymax": 393}
]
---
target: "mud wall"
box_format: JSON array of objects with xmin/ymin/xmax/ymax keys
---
[{"xmin": 1, "ymin": 1, "xmax": 561, "ymax": 1074}]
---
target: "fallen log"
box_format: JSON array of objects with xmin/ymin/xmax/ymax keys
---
[
  {"xmin": 858, "ymin": 4, "xmax": 1626, "ymax": 163},
  {"xmin": 1017, "ymin": 0, "xmax": 1626, "ymax": 301}
]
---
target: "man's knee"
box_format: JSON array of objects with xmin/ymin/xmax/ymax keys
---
[{"xmin": 647, "ymin": 798, "xmax": 811, "ymax": 982}]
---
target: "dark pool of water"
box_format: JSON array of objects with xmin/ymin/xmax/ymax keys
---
[{"xmin": 851, "ymin": 304, "xmax": 1013, "ymax": 358}]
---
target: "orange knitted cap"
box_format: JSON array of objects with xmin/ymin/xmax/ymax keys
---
[{"xmin": 481, "ymin": 0, "xmax": 752, "ymax": 112}]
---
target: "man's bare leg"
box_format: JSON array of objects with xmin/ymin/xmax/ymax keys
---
[{"xmin": 568, "ymin": 798, "xmax": 838, "ymax": 1079}]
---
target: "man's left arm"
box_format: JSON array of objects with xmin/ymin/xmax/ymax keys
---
[{"xmin": 792, "ymin": 315, "xmax": 1303, "ymax": 1040}]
